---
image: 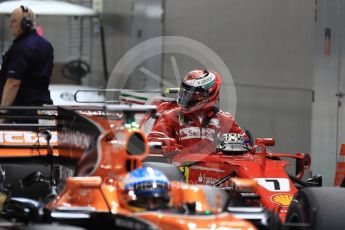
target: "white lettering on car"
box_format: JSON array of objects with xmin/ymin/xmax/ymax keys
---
[
  {"xmin": 59, "ymin": 127, "xmax": 92, "ymax": 149},
  {"xmin": 0, "ymin": 131, "xmax": 58, "ymax": 145},
  {"xmin": 198, "ymin": 173, "xmax": 219, "ymax": 185}
]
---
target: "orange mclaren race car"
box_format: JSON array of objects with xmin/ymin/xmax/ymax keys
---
[{"xmin": 0, "ymin": 105, "xmax": 256, "ymax": 230}]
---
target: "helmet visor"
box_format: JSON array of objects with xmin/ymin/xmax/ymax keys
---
[
  {"xmin": 178, "ymin": 83, "xmax": 209, "ymax": 108},
  {"xmin": 125, "ymin": 181, "xmax": 170, "ymax": 211},
  {"xmin": 128, "ymin": 196, "xmax": 169, "ymax": 211}
]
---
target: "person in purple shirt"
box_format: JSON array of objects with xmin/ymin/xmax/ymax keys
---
[{"xmin": 0, "ymin": 6, "xmax": 54, "ymax": 123}]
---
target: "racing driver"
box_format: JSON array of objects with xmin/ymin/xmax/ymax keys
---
[
  {"xmin": 122, "ymin": 167, "xmax": 171, "ymax": 212},
  {"xmin": 148, "ymin": 69, "xmax": 247, "ymax": 155}
]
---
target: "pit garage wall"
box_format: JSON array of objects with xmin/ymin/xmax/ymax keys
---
[
  {"xmin": 162, "ymin": 0, "xmax": 314, "ymax": 173},
  {"xmin": 90, "ymin": 0, "xmax": 133, "ymax": 87},
  {"xmin": 311, "ymin": 0, "xmax": 344, "ymax": 186}
]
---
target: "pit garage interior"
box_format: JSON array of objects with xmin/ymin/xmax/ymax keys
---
[
  {"xmin": 0, "ymin": 0, "xmax": 335, "ymax": 184},
  {"xmin": 0, "ymin": 0, "xmax": 344, "ymax": 228}
]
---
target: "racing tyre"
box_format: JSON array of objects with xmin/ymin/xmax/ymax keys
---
[
  {"xmin": 285, "ymin": 187, "xmax": 345, "ymax": 230},
  {"xmin": 142, "ymin": 162, "xmax": 185, "ymax": 182}
]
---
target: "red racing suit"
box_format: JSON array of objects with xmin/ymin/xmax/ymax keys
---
[{"xmin": 148, "ymin": 107, "xmax": 247, "ymax": 154}]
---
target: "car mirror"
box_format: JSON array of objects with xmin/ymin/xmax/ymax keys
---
[
  {"xmin": 255, "ymin": 138, "xmax": 275, "ymax": 146},
  {"xmin": 304, "ymin": 153, "xmax": 311, "ymax": 169}
]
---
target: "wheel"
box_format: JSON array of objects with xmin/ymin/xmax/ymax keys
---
[
  {"xmin": 142, "ymin": 162, "xmax": 185, "ymax": 182},
  {"xmin": 285, "ymin": 187, "xmax": 345, "ymax": 230}
]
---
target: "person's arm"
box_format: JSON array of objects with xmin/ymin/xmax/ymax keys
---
[
  {"xmin": 0, "ymin": 78, "xmax": 21, "ymax": 123},
  {"xmin": 1, "ymin": 44, "xmax": 27, "ymax": 108},
  {"xmin": 230, "ymin": 119, "xmax": 246, "ymax": 135},
  {"xmin": 148, "ymin": 111, "xmax": 181, "ymax": 157},
  {"xmin": 147, "ymin": 112, "xmax": 175, "ymax": 141},
  {"xmin": 1, "ymin": 78, "xmax": 21, "ymax": 106}
]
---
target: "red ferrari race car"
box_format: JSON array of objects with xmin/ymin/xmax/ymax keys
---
[
  {"xmin": 116, "ymin": 87, "xmax": 345, "ymax": 230},
  {"xmin": 0, "ymin": 105, "xmax": 257, "ymax": 230},
  {"xmin": 146, "ymin": 132, "xmax": 321, "ymax": 225},
  {"xmin": 131, "ymin": 90, "xmax": 323, "ymax": 227}
]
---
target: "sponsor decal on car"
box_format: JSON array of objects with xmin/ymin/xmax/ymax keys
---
[
  {"xmin": 197, "ymin": 173, "xmax": 219, "ymax": 185},
  {"xmin": 79, "ymin": 110, "xmax": 113, "ymax": 116},
  {"xmin": 59, "ymin": 127, "xmax": 93, "ymax": 149},
  {"xmin": 270, "ymin": 194, "xmax": 293, "ymax": 207},
  {"xmin": 0, "ymin": 131, "xmax": 58, "ymax": 146}
]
